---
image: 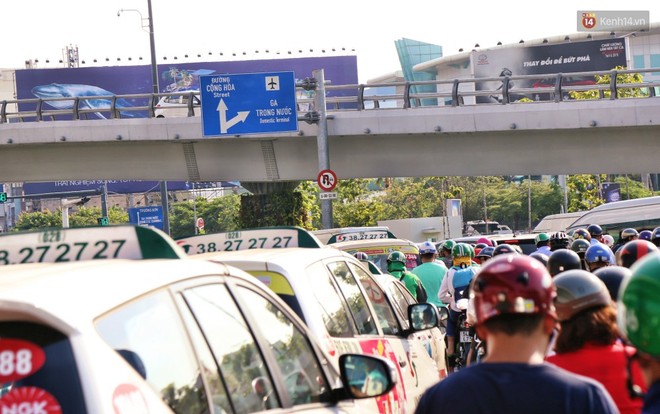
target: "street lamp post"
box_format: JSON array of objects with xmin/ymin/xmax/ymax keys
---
[
  {"xmin": 119, "ymin": 1, "xmax": 169, "ymax": 234},
  {"xmin": 146, "ymin": 0, "xmax": 159, "ymax": 95}
]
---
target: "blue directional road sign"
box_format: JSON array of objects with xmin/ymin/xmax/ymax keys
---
[
  {"xmin": 200, "ymin": 71, "xmax": 298, "ymax": 137},
  {"xmin": 128, "ymin": 206, "xmax": 164, "ymax": 230}
]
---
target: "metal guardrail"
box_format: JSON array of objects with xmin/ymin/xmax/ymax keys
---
[{"xmin": 2, "ymin": 68, "xmax": 659, "ymax": 123}]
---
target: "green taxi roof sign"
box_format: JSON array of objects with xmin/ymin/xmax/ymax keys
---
[
  {"xmin": 176, "ymin": 226, "xmax": 323, "ymax": 255},
  {"xmin": 0, "ymin": 225, "xmax": 186, "ymax": 265}
]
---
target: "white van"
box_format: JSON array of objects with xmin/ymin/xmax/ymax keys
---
[
  {"xmin": 534, "ymin": 211, "xmax": 585, "ymax": 233},
  {"xmin": 566, "ymin": 196, "xmax": 660, "ymax": 237}
]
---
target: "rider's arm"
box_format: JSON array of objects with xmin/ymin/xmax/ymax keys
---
[{"xmin": 438, "ymin": 269, "xmax": 453, "ymax": 304}]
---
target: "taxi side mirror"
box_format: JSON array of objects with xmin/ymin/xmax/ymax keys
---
[
  {"xmin": 407, "ymin": 302, "xmax": 440, "ymax": 332},
  {"xmin": 338, "ymin": 354, "xmax": 396, "ymax": 399}
]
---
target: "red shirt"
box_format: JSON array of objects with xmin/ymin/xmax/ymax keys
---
[{"xmin": 547, "ymin": 342, "xmax": 646, "ymax": 414}]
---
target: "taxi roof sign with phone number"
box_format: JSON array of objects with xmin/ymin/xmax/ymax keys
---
[
  {"xmin": 176, "ymin": 226, "xmax": 323, "ymax": 255},
  {"xmin": 0, "ymin": 225, "xmax": 185, "ymax": 265}
]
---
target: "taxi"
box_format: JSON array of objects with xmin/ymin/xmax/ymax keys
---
[
  {"xmin": 177, "ymin": 227, "xmax": 445, "ymax": 414},
  {"xmin": 0, "ymin": 225, "xmax": 397, "ymax": 413},
  {"xmin": 328, "ymin": 233, "xmax": 421, "ymax": 274},
  {"xmin": 372, "ymin": 274, "xmax": 448, "ymax": 380}
]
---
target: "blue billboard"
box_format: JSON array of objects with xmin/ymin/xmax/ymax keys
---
[
  {"xmin": 22, "ymin": 180, "xmax": 238, "ymax": 196},
  {"xmin": 14, "ymin": 56, "xmax": 358, "ymax": 118}
]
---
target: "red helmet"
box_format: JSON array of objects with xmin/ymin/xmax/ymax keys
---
[
  {"xmin": 476, "ymin": 237, "xmax": 493, "ymax": 247},
  {"xmin": 617, "ymin": 239, "xmax": 658, "ymax": 268},
  {"xmin": 471, "ymin": 254, "xmax": 556, "ymax": 324}
]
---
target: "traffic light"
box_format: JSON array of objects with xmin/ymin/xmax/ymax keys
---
[
  {"xmin": 0, "ymin": 192, "xmax": 6, "ymax": 203},
  {"xmin": 97, "ymin": 217, "xmax": 109, "ymax": 226}
]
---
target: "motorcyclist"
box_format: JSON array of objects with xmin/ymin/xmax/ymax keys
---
[
  {"xmin": 535, "ymin": 233, "xmax": 552, "ymax": 256},
  {"xmin": 571, "ymin": 238, "xmax": 591, "ymax": 270},
  {"xmin": 638, "ymin": 230, "xmax": 652, "ymax": 242},
  {"xmin": 651, "ymin": 227, "xmax": 660, "ymax": 247},
  {"xmin": 547, "ymin": 248, "xmax": 582, "ymax": 277},
  {"xmin": 613, "ymin": 228, "xmax": 639, "ymax": 254},
  {"xmin": 415, "ymin": 255, "xmax": 618, "ymax": 414},
  {"xmin": 438, "ymin": 243, "xmax": 480, "ymax": 372},
  {"xmin": 588, "ymin": 224, "xmax": 617, "ymax": 264},
  {"xmin": 412, "ymin": 241, "xmax": 447, "ymax": 309},
  {"xmin": 438, "ymin": 240, "xmax": 455, "ymax": 268},
  {"xmin": 616, "ymin": 239, "xmax": 659, "ymax": 269},
  {"xmin": 549, "ymin": 231, "xmax": 571, "ymax": 252},
  {"xmin": 592, "ymin": 266, "xmax": 632, "ymax": 302},
  {"xmin": 584, "ymin": 244, "xmax": 614, "ymax": 273},
  {"xmin": 572, "ymin": 228, "xmax": 591, "ymax": 242},
  {"xmin": 617, "ymin": 252, "xmax": 660, "ymax": 414},
  {"xmin": 547, "ymin": 269, "xmax": 646, "ymax": 414},
  {"xmin": 387, "ymin": 251, "xmax": 428, "ymax": 302}
]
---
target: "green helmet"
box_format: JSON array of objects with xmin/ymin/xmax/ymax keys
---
[
  {"xmin": 617, "ymin": 251, "xmax": 660, "ymax": 356},
  {"xmin": 535, "ymin": 233, "xmax": 550, "ymax": 244},
  {"xmin": 387, "ymin": 251, "xmax": 407, "ymax": 272},
  {"xmin": 441, "ymin": 240, "xmax": 456, "ymax": 252},
  {"xmin": 452, "ymin": 243, "xmax": 473, "ymax": 259}
]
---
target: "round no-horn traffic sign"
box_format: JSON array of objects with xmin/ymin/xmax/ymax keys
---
[{"xmin": 317, "ymin": 169, "xmax": 338, "ymax": 192}]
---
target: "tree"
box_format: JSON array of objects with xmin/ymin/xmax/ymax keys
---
[
  {"xmin": 169, "ymin": 195, "xmax": 241, "ymax": 239},
  {"xmin": 14, "ymin": 210, "xmax": 61, "ymax": 231},
  {"xmin": 567, "ymin": 174, "xmax": 605, "ymax": 212},
  {"xmin": 69, "ymin": 206, "xmax": 128, "ymax": 227}
]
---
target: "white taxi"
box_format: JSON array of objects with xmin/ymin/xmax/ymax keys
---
[
  {"xmin": 329, "ymin": 237, "xmax": 421, "ymax": 273},
  {"xmin": 0, "ymin": 225, "xmax": 397, "ymax": 413},
  {"xmin": 177, "ymin": 227, "xmax": 445, "ymax": 414}
]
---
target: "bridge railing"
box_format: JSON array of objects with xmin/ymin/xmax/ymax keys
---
[{"xmin": 2, "ymin": 68, "xmax": 659, "ymax": 123}]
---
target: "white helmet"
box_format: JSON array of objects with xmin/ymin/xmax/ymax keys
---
[{"xmin": 603, "ymin": 234, "xmax": 614, "ymax": 247}]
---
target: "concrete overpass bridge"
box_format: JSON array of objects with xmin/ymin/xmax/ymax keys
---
[{"xmin": 1, "ymin": 68, "xmax": 659, "ymax": 183}]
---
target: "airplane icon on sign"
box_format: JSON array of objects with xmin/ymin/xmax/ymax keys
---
[{"xmin": 266, "ymin": 76, "xmax": 280, "ymax": 90}]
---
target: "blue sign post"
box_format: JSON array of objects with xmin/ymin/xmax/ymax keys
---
[
  {"xmin": 128, "ymin": 206, "xmax": 164, "ymax": 230},
  {"xmin": 200, "ymin": 71, "xmax": 298, "ymax": 137}
]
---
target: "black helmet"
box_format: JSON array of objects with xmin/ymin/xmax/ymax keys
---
[
  {"xmin": 651, "ymin": 227, "xmax": 660, "ymax": 247},
  {"xmin": 476, "ymin": 246, "xmax": 495, "ymax": 259},
  {"xmin": 592, "ymin": 265, "xmax": 632, "ymax": 301},
  {"xmin": 587, "ymin": 224, "xmax": 603, "ymax": 237},
  {"xmin": 353, "ymin": 252, "xmax": 369, "ymax": 261},
  {"xmin": 553, "ymin": 269, "xmax": 611, "ymax": 322},
  {"xmin": 570, "ymin": 239, "xmax": 590, "ymax": 257},
  {"xmin": 549, "ymin": 232, "xmax": 571, "ymax": 251},
  {"xmin": 492, "ymin": 243, "xmax": 517, "ymax": 257},
  {"xmin": 639, "ymin": 230, "xmax": 653, "ymax": 241},
  {"xmin": 572, "ymin": 228, "xmax": 591, "ymax": 241},
  {"xmin": 620, "ymin": 228, "xmax": 639, "ymax": 242},
  {"xmin": 529, "ymin": 252, "xmax": 550, "ymax": 267},
  {"xmin": 547, "ymin": 249, "xmax": 582, "ymax": 277},
  {"xmin": 617, "ymin": 239, "xmax": 659, "ymax": 268}
]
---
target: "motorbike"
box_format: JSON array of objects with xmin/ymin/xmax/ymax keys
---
[
  {"xmin": 453, "ymin": 298, "xmax": 473, "ymax": 371},
  {"xmin": 451, "ymin": 297, "xmax": 487, "ymax": 371}
]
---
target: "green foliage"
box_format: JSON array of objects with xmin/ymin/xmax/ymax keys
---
[
  {"xmin": 69, "ymin": 206, "xmax": 128, "ymax": 227},
  {"xmin": 612, "ymin": 176, "xmax": 654, "ymax": 200},
  {"xmin": 239, "ymin": 191, "xmax": 306, "ymax": 228},
  {"xmin": 570, "ymin": 66, "xmax": 648, "ymax": 100},
  {"xmin": 169, "ymin": 195, "xmax": 241, "ymax": 239},
  {"xmin": 295, "ymin": 181, "xmax": 321, "ymax": 230},
  {"xmin": 567, "ymin": 174, "xmax": 605, "ymax": 211},
  {"xmin": 14, "ymin": 210, "xmax": 62, "ymax": 231}
]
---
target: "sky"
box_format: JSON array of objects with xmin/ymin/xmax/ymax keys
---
[{"xmin": 2, "ymin": 1, "xmax": 659, "ymax": 83}]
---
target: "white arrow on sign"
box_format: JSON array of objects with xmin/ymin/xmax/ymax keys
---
[{"xmin": 217, "ymin": 99, "xmax": 250, "ymax": 133}]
